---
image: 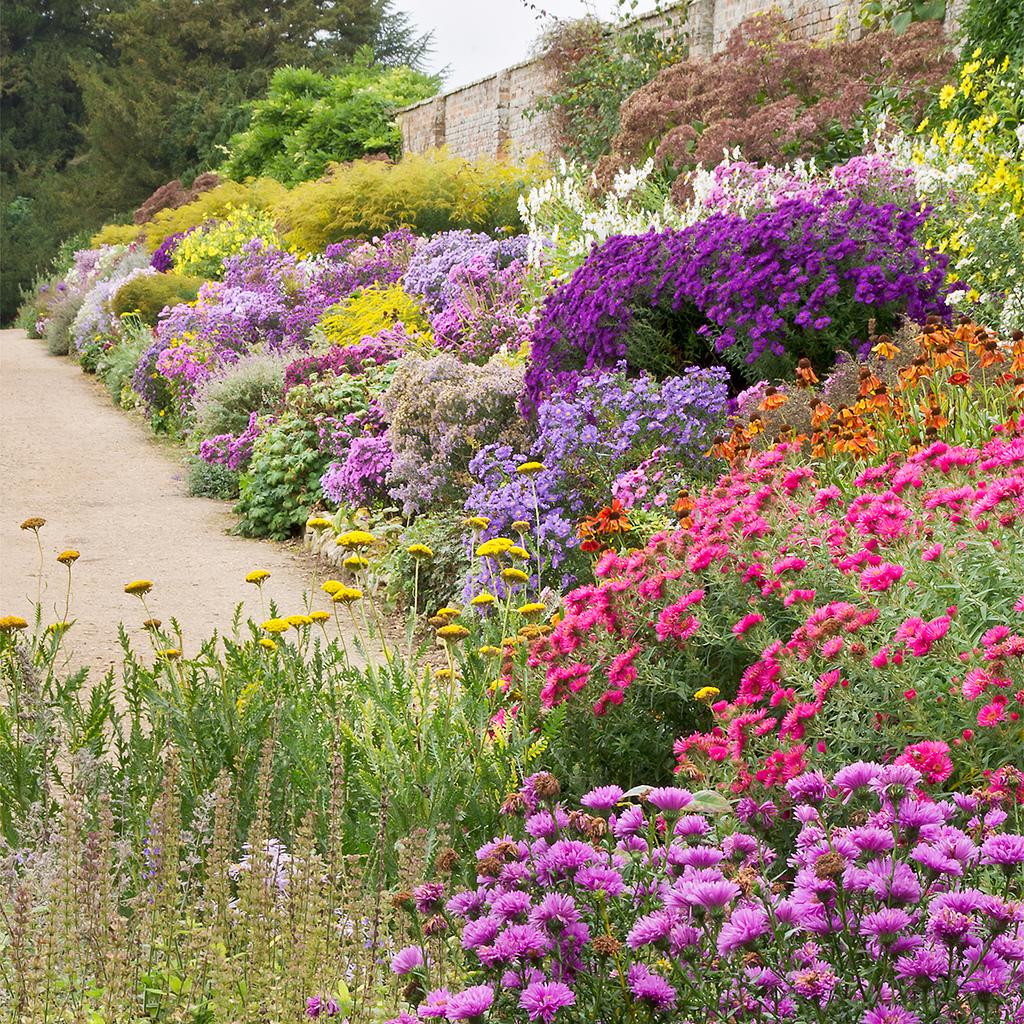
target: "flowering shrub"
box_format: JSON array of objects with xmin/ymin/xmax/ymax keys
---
[
  {"xmin": 383, "ymin": 354, "xmax": 526, "ymax": 515},
  {"xmin": 283, "ymin": 329, "xmax": 406, "ymax": 394},
  {"xmin": 318, "ymin": 283, "xmax": 432, "ymax": 348},
  {"xmin": 321, "ymin": 434, "xmax": 394, "ymax": 506},
  {"xmin": 388, "ymin": 767, "xmax": 1024, "ymax": 1024},
  {"xmin": 519, "ymin": 425, "xmax": 1024, "ymax": 796},
  {"xmin": 524, "ymin": 191, "xmax": 949, "ymax": 409},
  {"xmin": 467, "ymin": 366, "xmax": 728, "ymax": 586},
  {"xmin": 172, "ymin": 205, "xmax": 281, "ymax": 279},
  {"xmin": 404, "ymin": 230, "xmax": 530, "ymax": 311}
]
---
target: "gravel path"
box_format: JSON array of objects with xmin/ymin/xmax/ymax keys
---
[{"xmin": 0, "ymin": 329, "xmax": 349, "ymax": 676}]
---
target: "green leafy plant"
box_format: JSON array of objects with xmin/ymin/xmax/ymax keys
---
[{"xmin": 110, "ymin": 271, "xmax": 205, "ymax": 325}]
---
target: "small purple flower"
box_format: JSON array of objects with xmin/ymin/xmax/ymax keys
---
[
  {"xmin": 861, "ymin": 1006, "xmax": 921, "ymax": 1024},
  {"xmin": 580, "ymin": 785, "xmax": 624, "ymax": 812},
  {"xmin": 414, "ymin": 882, "xmax": 445, "ymax": 914},
  {"xmin": 391, "ymin": 945, "xmax": 425, "ymax": 976},
  {"xmin": 446, "ymin": 984, "xmax": 494, "ymax": 1021},
  {"xmin": 306, "ymin": 995, "xmax": 342, "ymax": 1018},
  {"xmin": 575, "ymin": 864, "xmax": 625, "ymax": 896},
  {"xmin": 491, "ymin": 889, "xmax": 533, "ymax": 923},
  {"xmin": 529, "ymin": 893, "xmax": 580, "ymax": 933},
  {"xmin": 419, "ymin": 990, "xmax": 452, "ymax": 1019},
  {"xmin": 518, "ymin": 980, "xmax": 576, "ymax": 1023},
  {"xmin": 645, "ymin": 787, "xmax": 693, "ymax": 813},
  {"xmin": 833, "ymin": 762, "xmax": 882, "ymax": 798},
  {"xmin": 627, "ymin": 909, "xmax": 678, "ymax": 949},
  {"xmin": 980, "ymin": 834, "xmax": 1024, "ymax": 869},
  {"xmin": 717, "ymin": 905, "xmax": 770, "ymax": 954},
  {"xmin": 627, "ymin": 964, "xmax": 678, "ymax": 1011},
  {"xmin": 860, "ymin": 907, "xmax": 914, "ymax": 945}
]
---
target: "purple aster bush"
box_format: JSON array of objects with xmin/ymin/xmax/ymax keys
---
[
  {"xmin": 465, "ymin": 365, "xmax": 728, "ymax": 582},
  {"xmin": 150, "ymin": 228, "xmax": 198, "ymax": 272},
  {"xmin": 404, "ymin": 230, "xmax": 530, "ymax": 312},
  {"xmin": 283, "ymin": 327, "xmax": 407, "ymax": 395},
  {"xmin": 524, "ymin": 190, "xmax": 950, "ymax": 411},
  {"xmin": 321, "ymin": 434, "xmax": 394, "ymax": 507},
  {"xmin": 385, "ymin": 765, "xmax": 1024, "ymax": 1024}
]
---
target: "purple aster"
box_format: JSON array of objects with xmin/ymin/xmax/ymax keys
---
[
  {"xmin": 385, "ymin": 1015, "xmax": 418, "ymax": 1024},
  {"xmin": 529, "ymin": 893, "xmax": 580, "ymax": 933},
  {"xmin": 575, "ymin": 864, "xmax": 625, "ymax": 896},
  {"xmin": 671, "ymin": 877, "xmax": 740, "ymax": 914},
  {"xmin": 491, "ymin": 889, "xmax": 533, "ymax": 923},
  {"xmin": 537, "ymin": 840, "xmax": 594, "ymax": 880},
  {"xmin": 786, "ymin": 771, "xmax": 828, "ymax": 804},
  {"xmin": 446, "ymin": 985, "xmax": 494, "ymax": 1021},
  {"xmin": 612, "ymin": 805, "xmax": 646, "ymax": 838},
  {"xmin": 789, "ymin": 957, "xmax": 838, "ymax": 1002},
  {"xmin": 860, "ymin": 907, "xmax": 914, "ymax": 946},
  {"xmin": 717, "ymin": 905, "xmax": 770, "ymax": 954},
  {"xmin": 645, "ymin": 787, "xmax": 693, "ymax": 813},
  {"xmin": 526, "ymin": 808, "xmax": 569, "ymax": 839},
  {"xmin": 894, "ymin": 947, "xmax": 949, "ymax": 984},
  {"xmin": 580, "ymin": 785, "xmax": 624, "ymax": 812},
  {"xmin": 833, "ymin": 761, "xmax": 883, "ymax": 798},
  {"xmin": 447, "ymin": 890, "xmax": 486, "ymax": 918},
  {"xmin": 414, "ymin": 882, "xmax": 445, "ymax": 914},
  {"xmin": 981, "ymin": 834, "xmax": 1024, "ymax": 869},
  {"xmin": 391, "ymin": 945, "xmax": 425, "ymax": 976},
  {"xmin": 871, "ymin": 763, "xmax": 923, "ymax": 798},
  {"xmin": 462, "ymin": 915, "xmax": 501, "ymax": 950},
  {"xmin": 861, "ymin": 1006, "xmax": 921, "ymax": 1024},
  {"xmin": 490, "ymin": 923, "xmax": 550, "ymax": 964},
  {"xmin": 307, "ymin": 995, "xmax": 342, "ymax": 1018},
  {"xmin": 627, "ymin": 909, "xmax": 678, "ymax": 949},
  {"xmin": 866, "ymin": 858, "xmax": 921, "ymax": 905},
  {"xmin": 928, "ymin": 906, "xmax": 975, "ymax": 947},
  {"xmin": 671, "ymin": 845, "xmax": 725, "ymax": 869},
  {"xmin": 419, "ymin": 990, "xmax": 452, "ymax": 1019},
  {"xmin": 518, "ymin": 980, "xmax": 576, "ymax": 1023},
  {"xmin": 849, "ymin": 826, "xmax": 895, "ymax": 855},
  {"xmin": 674, "ymin": 814, "xmax": 712, "ymax": 840},
  {"xmin": 627, "ymin": 964, "xmax": 677, "ymax": 1011}
]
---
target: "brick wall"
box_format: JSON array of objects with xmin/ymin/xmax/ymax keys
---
[{"xmin": 398, "ymin": 0, "xmax": 955, "ymax": 162}]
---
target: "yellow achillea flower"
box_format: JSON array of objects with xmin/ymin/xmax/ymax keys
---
[
  {"xmin": 46, "ymin": 622, "xmax": 71, "ymax": 635},
  {"xmin": 435, "ymin": 606, "xmax": 461, "ymax": 619},
  {"xmin": 306, "ymin": 517, "xmax": 334, "ymax": 530},
  {"xmin": 464, "ymin": 516, "xmax": 491, "ymax": 530},
  {"xmin": 501, "ymin": 635, "xmax": 522, "ymax": 648},
  {"xmin": 433, "ymin": 668, "xmax": 454, "ymax": 683},
  {"xmin": 508, "ymin": 546, "xmax": 530, "ymax": 561},
  {"xmin": 511, "ymin": 520, "xmax": 531, "ymax": 533},
  {"xmin": 517, "ymin": 602, "xmax": 546, "ymax": 620},
  {"xmin": 501, "ymin": 568, "xmax": 530, "ymax": 584},
  {"xmin": 516, "ymin": 461, "xmax": 545, "ymax": 476},
  {"xmin": 478, "ymin": 645, "xmax": 503, "ymax": 658},
  {"xmin": 124, "ymin": 579, "xmax": 153, "ymax": 596},
  {"xmin": 57, "ymin": 550, "xmax": 80, "ymax": 565},
  {"xmin": 246, "ymin": 569, "xmax": 271, "ymax": 584},
  {"xmin": 471, "ymin": 592, "xmax": 497, "ymax": 607},
  {"xmin": 322, "ymin": 580, "xmax": 343, "ymax": 596},
  {"xmin": 343, "ymin": 555, "xmax": 369, "ymax": 570},
  {"xmin": 407, "ymin": 543, "xmax": 434, "ymax": 559},
  {"xmin": 331, "ymin": 586, "xmax": 363, "ymax": 604},
  {"xmin": 157, "ymin": 648, "xmax": 181, "ymax": 661},
  {"xmin": 476, "ymin": 537, "xmax": 515, "ymax": 558},
  {"xmin": 262, "ymin": 618, "xmax": 290, "ymax": 634},
  {"xmin": 310, "ymin": 611, "xmax": 331, "ymax": 624},
  {"xmin": 259, "ymin": 638, "xmax": 278, "ymax": 652},
  {"xmin": 695, "ymin": 686, "xmax": 720, "ymax": 701},
  {"xmin": 286, "ymin": 614, "xmax": 312, "ymax": 629},
  {"xmin": 336, "ymin": 529, "xmax": 376, "ymax": 548},
  {"xmin": 437, "ymin": 623, "xmax": 470, "ymax": 642},
  {"xmin": 20, "ymin": 517, "xmax": 45, "ymax": 531}
]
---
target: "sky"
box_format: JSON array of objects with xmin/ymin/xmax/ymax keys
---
[{"xmin": 402, "ymin": 0, "xmax": 622, "ymax": 88}]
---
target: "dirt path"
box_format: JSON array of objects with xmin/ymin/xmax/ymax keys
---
[{"xmin": 0, "ymin": 329, "xmax": 352, "ymax": 676}]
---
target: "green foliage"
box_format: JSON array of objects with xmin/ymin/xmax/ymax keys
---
[
  {"xmin": 859, "ymin": 0, "xmax": 946, "ymax": 33},
  {"xmin": 532, "ymin": 0, "xmax": 689, "ymax": 165},
  {"xmin": 383, "ymin": 516, "xmax": 472, "ymax": 614},
  {"xmin": 187, "ymin": 454, "xmax": 240, "ymax": 498},
  {"xmin": 44, "ymin": 294, "xmax": 83, "ymax": 356},
  {"xmin": 110, "ymin": 271, "xmax": 205, "ymax": 325},
  {"xmin": 959, "ymin": 0, "xmax": 1024, "ymax": 60},
  {"xmin": 277, "ymin": 151, "xmax": 546, "ymax": 251},
  {"xmin": 191, "ymin": 350, "xmax": 291, "ymax": 440},
  {"xmin": 96, "ymin": 317, "xmax": 152, "ymax": 407},
  {"xmin": 222, "ymin": 57, "xmax": 439, "ymax": 185}
]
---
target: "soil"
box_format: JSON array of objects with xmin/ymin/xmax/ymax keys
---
[{"xmin": 0, "ymin": 328, "xmax": 358, "ymax": 677}]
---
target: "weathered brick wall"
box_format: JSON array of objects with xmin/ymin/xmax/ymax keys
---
[{"xmin": 398, "ymin": 0, "xmax": 955, "ymax": 162}]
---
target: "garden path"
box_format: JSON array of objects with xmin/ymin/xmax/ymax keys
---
[{"xmin": 0, "ymin": 329, "xmax": 355, "ymax": 677}]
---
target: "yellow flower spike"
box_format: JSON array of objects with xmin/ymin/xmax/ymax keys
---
[
  {"xmin": 464, "ymin": 516, "xmax": 491, "ymax": 530},
  {"xmin": 508, "ymin": 545, "xmax": 530, "ymax": 561},
  {"xmin": 435, "ymin": 606, "xmax": 461, "ymax": 619},
  {"xmin": 407, "ymin": 543, "xmax": 434, "ymax": 560},
  {"xmin": 157, "ymin": 648, "xmax": 181, "ymax": 661},
  {"xmin": 336, "ymin": 529, "xmax": 376, "ymax": 548},
  {"xmin": 516, "ymin": 461, "xmax": 545, "ymax": 476},
  {"xmin": 306, "ymin": 517, "xmax": 334, "ymax": 530},
  {"xmin": 310, "ymin": 611, "xmax": 331, "ymax": 624},
  {"xmin": 501, "ymin": 567, "xmax": 530, "ymax": 584},
  {"xmin": 322, "ymin": 580, "xmax": 344, "ymax": 596},
  {"xmin": 343, "ymin": 555, "xmax": 369, "ymax": 570},
  {"xmin": 436, "ymin": 623, "xmax": 470, "ymax": 642},
  {"xmin": 57, "ymin": 550, "xmax": 80, "ymax": 566},
  {"xmin": 517, "ymin": 602, "xmax": 546, "ymax": 620},
  {"xmin": 245, "ymin": 569, "xmax": 271, "ymax": 585},
  {"xmin": 695, "ymin": 686, "xmax": 721, "ymax": 701},
  {"xmin": 476, "ymin": 537, "xmax": 515, "ymax": 558},
  {"xmin": 331, "ymin": 586, "xmax": 363, "ymax": 604},
  {"xmin": 471, "ymin": 592, "xmax": 497, "ymax": 608},
  {"xmin": 262, "ymin": 618, "xmax": 290, "ymax": 635},
  {"xmin": 478, "ymin": 644, "xmax": 503, "ymax": 658},
  {"xmin": 124, "ymin": 579, "xmax": 153, "ymax": 596},
  {"xmin": 259, "ymin": 638, "xmax": 278, "ymax": 652},
  {"xmin": 511, "ymin": 520, "xmax": 531, "ymax": 534},
  {"xmin": 20, "ymin": 517, "xmax": 45, "ymax": 532},
  {"xmin": 0, "ymin": 616, "xmax": 29, "ymax": 632}
]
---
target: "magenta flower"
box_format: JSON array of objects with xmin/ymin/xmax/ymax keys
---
[
  {"xmin": 580, "ymin": 785, "xmax": 624, "ymax": 812},
  {"xmin": 627, "ymin": 963, "xmax": 678, "ymax": 1011},
  {"xmin": 446, "ymin": 985, "xmax": 494, "ymax": 1021},
  {"xmin": 390, "ymin": 945, "xmax": 425, "ymax": 975},
  {"xmin": 717, "ymin": 905, "xmax": 770, "ymax": 954},
  {"xmin": 518, "ymin": 980, "xmax": 576, "ymax": 1022},
  {"xmin": 645, "ymin": 786, "xmax": 693, "ymax": 813},
  {"xmin": 980, "ymin": 834, "xmax": 1024, "ymax": 868}
]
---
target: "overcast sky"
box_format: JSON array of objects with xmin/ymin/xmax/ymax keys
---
[{"xmin": 402, "ymin": 0, "xmax": 622, "ymax": 88}]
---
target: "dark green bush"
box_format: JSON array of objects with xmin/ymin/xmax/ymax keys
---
[
  {"xmin": 187, "ymin": 455, "xmax": 240, "ymax": 499},
  {"xmin": 110, "ymin": 272, "xmax": 205, "ymax": 325}
]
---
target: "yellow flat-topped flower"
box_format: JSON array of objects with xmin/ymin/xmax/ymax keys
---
[
  {"xmin": 516, "ymin": 461, "xmax": 545, "ymax": 476},
  {"xmin": 57, "ymin": 550, "xmax": 80, "ymax": 565},
  {"xmin": 695, "ymin": 686, "xmax": 720, "ymax": 701},
  {"xmin": 517, "ymin": 602, "xmax": 546, "ymax": 620},
  {"xmin": 331, "ymin": 586, "xmax": 363, "ymax": 604},
  {"xmin": 262, "ymin": 618, "xmax": 290, "ymax": 634},
  {"xmin": 501, "ymin": 568, "xmax": 530, "ymax": 584},
  {"xmin": 511, "ymin": 520, "xmax": 531, "ymax": 533},
  {"xmin": 476, "ymin": 537, "xmax": 515, "ymax": 558},
  {"xmin": 20, "ymin": 517, "xmax": 45, "ymax": 531},
  {"xmin": 306, "ymin": 517, "xmax": 334, "ymax": 530},
  {"xmin": 336, "ymin": 529, "xmax": 376, "ymax": 548},
  {"xmin": 259, "ymin": 638, "xmax": 278, "ymax": 652},
  {"xmin": 322, "ymin": 580, "xmax": 343, "ymax": 596},
  {"xmin": 286, "ymin": 614, "xmax": 312, "ymax": 629},
  {"xmin": 310, "ymin": 611, "xmax": 331, "ymax": 624},
  {"xmin": 435, "ymin": 606, "xmax": 461, "ymax": 619},
  {"xmin": 478, "ymin": 645, "xmax": 503, "ymax": 658},
  {"xmin": 143, "ymin": 618, "xmax": 161, "ymax": 630},
  {"xmin": 157, "ymin": 648, "xmax": 181, "ymax": 661},
  {"xmin": 471, "ymin": 592, "xmax": 497, "ymax": 607},
  {"xmin": 407, "ymin": 543, "xmax": 434, "ymax": 559},
  {"xmin": 437, "ymin": 623, "xmax": 470, "ymax": 642},
  {"xmin": 0, "ymin": 615, "xmax": 28, "ymax": 632},
  {"xmin": 343, "ymin": 555, "xmax": 369, "ymax": 570},
  {"xmin": 124, "ymin": 579, "xmax": 153, "ymax": 596},
  {"xmin": 245, "ymin": 569, "xmax": 271, "ymax": 585},
  {"xmin": 46, "ymin": 621, "xmax": 71, "ymax": 635},
  {"xmin": 464, "ymin": 516, "xmax": 491, "ymax": 530},
  {"xmin": 508, "ymin": 546, "xmax": 530, "ymax": 561}
]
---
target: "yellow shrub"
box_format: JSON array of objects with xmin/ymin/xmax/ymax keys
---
[
  {"xmin": 90, "ymin": 223, "xmax": 145, "ymax": 247},
  {"xmin": 318, "ymin": 284, "xmax": 431, "ymax": 347},
  {"xmin": 144, "ymin": 179, "xmax": 288, "ymax": 251},
  {"xmin": 171, "ymin": 205, "xmax": 281, "ymax": 279},
  {"xmin": 278, "ymin": 151, "xmax": 548, "ymax": 253}
]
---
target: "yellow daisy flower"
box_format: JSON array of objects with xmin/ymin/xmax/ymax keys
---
[
  {"xmin": 306, "ymin": 517, "xmax": 334, "ymax": 530},
  {"xmin": 407, "ymin": 543, "xmax": 434, "ymax": 559},
  {"xmin": 694, "ymin": 686, "xmax": 720, "ymax": 701},
  {"xmin": 476, "ymin": 537, "xmax": 515, "ymax": 558},
  {"xmin": 322, "ymin": 580, "xmax": 344, "ymax": 596},
  {"xmin": 501, "ymin": 567, "xmax": 530, "ymax": 584},
  {"xmin": 437, "ymin": 623, "xmax": 470, "ymax": 642},
  {"xmin": 245, "ymin": 569, "xmax": 271, "ymax": 585},
  {"xmin": 331, "ymin": 586, "xmax": 363, "ymax": 604},
  {"xmin": 336, "ymin": 529, "xmax": 376, "ymax": 548},
  {"xmin": 471, "ymin": 592, "xmax": 497, "ymax": 607},
  {"xmin": 124, "ymin": 579, "xmax": 153, "ymax": 596},
  {"xmin": 310, "ymin": 611, "xmax": 331, "ymax": 624},
  {"xmin": 262, "ymin": 618, "xmax": 291, "ymax": 635},
  {"xmin": 516, "ymin": 461, "xmax": 545, "ymax": 476},
  {"xmin": 517, "ymin": 602, "xmax": 546, "ymax": 620}
]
